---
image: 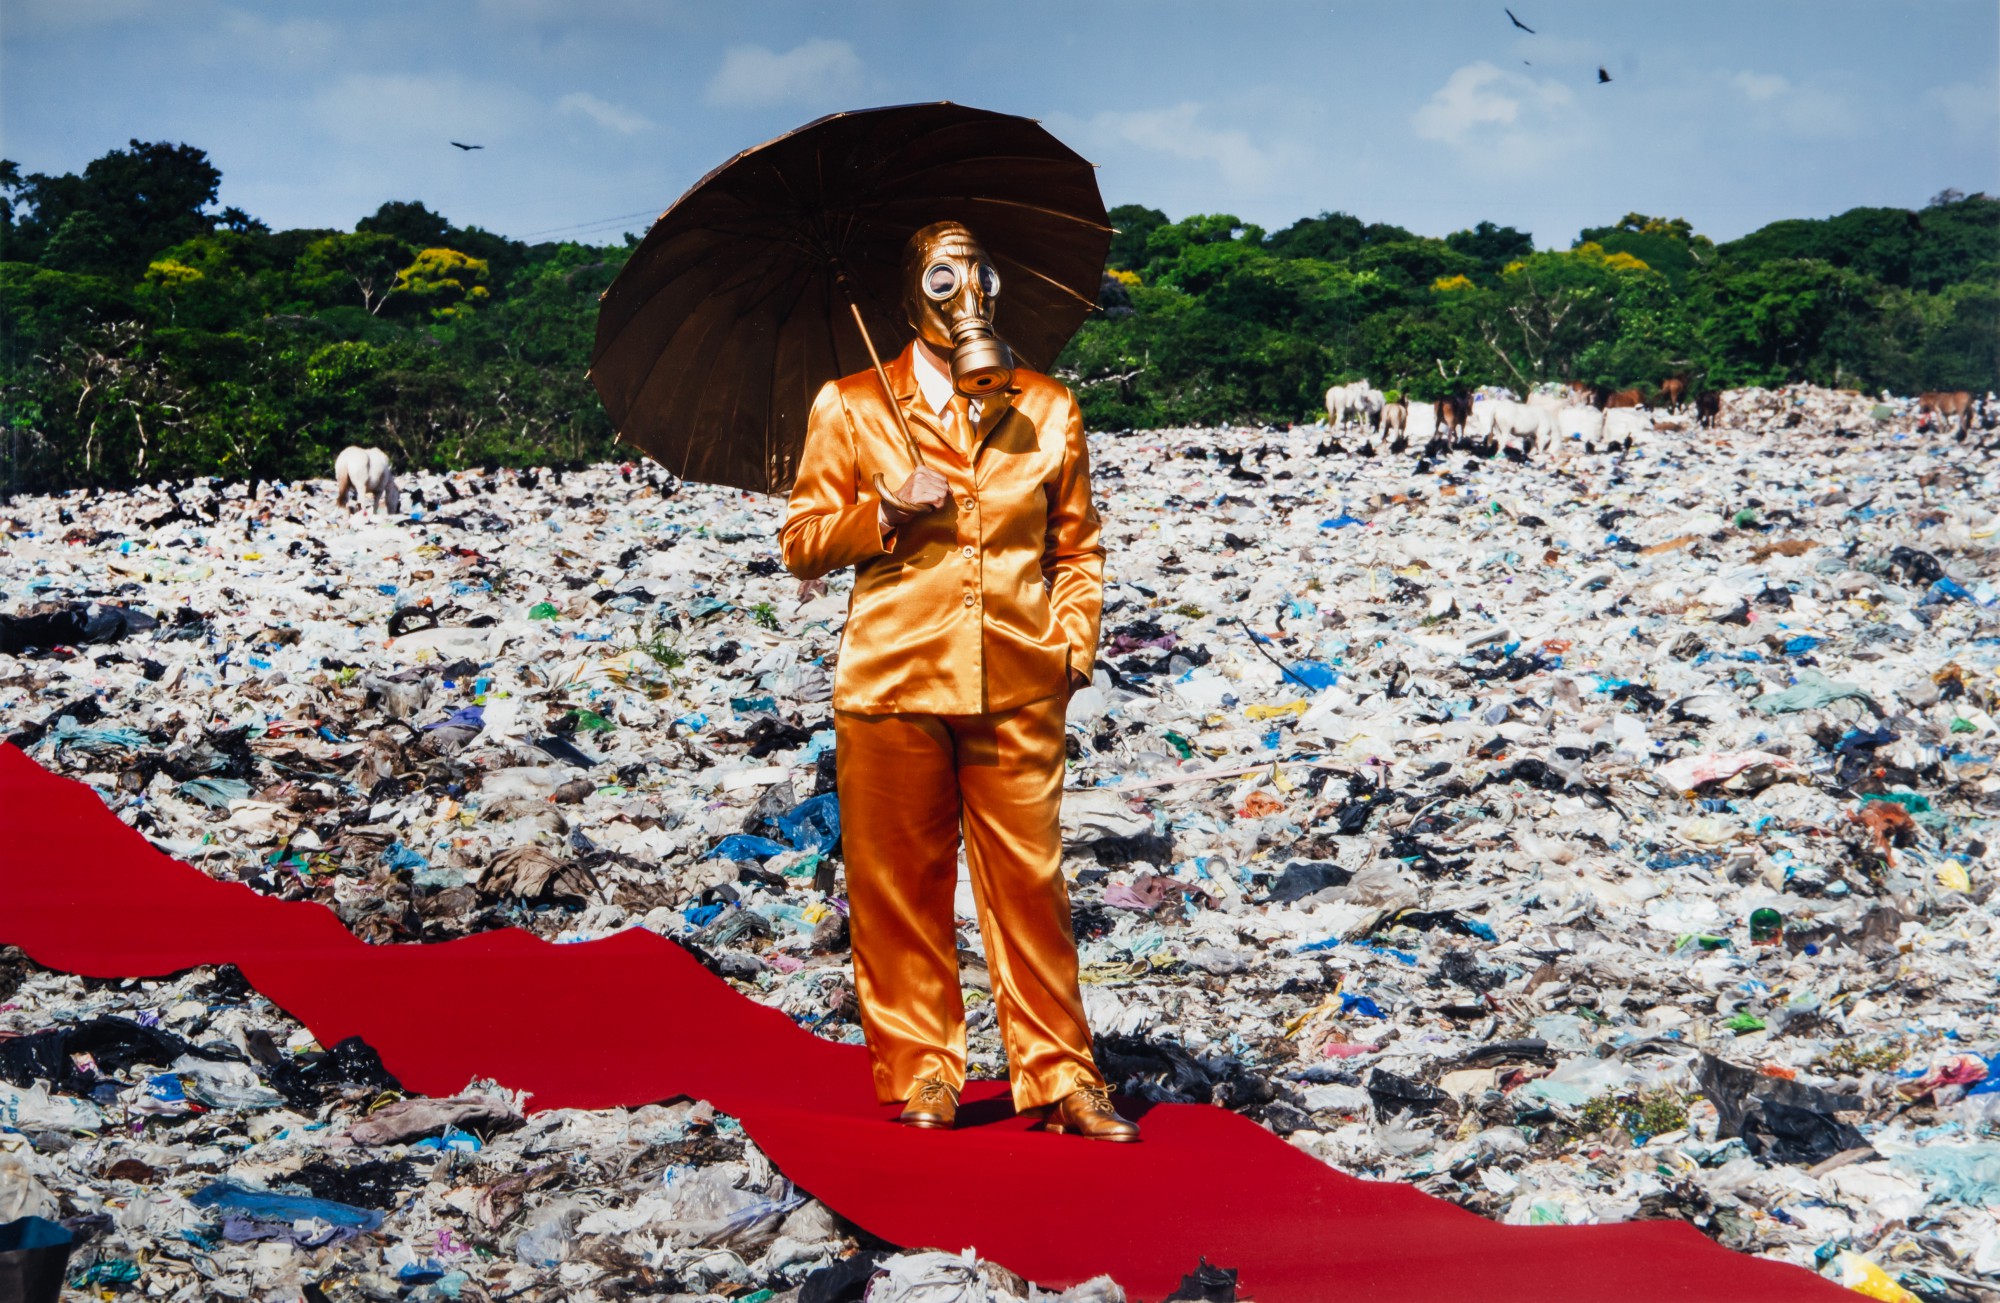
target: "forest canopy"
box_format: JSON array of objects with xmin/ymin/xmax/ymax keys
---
[{"xmin": 2, "ymin": 140, "xmax": 1994, "ymax": 493}]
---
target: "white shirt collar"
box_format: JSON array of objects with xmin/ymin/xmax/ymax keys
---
[{"xmin": 912, "ymin": 342, "xmax": 953, "ymax": 415}]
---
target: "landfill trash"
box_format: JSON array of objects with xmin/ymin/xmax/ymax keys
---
[{"xmin": 0, "ymin": 385, "xmax": 1996, "ymax": 1298}]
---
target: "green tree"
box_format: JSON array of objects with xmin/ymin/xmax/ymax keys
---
[
  {"xmin": 358, "ymin": 200, "xmax": 453, "ymax": 249},
  {"xmin": 1105, "ymin": 204, "xmax": 1167, "ymax": 272},
  {"xmin": 1691, "ymin": 258, "xmax": 1878, "ymax": 388},
  {"xmin": 296, "ymin": 231, "xmax": 414, "ymax": 314},
  {"xmin": 6, "ymin": 140, "xmax": 225, "ymax": 275},
  {"xmin": 1445, "ymin": 221, "xmax": 1535, "ymax": 278}
]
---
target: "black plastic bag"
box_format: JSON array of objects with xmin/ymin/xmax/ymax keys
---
[{"xmin": 0, "ymin": 1216, "xmax": 73, "ymax": 1303}]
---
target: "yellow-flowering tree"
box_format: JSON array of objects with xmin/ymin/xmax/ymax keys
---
[{"xmin": 390, "ymin": 247, "xmax": 491, "ymax": 319}]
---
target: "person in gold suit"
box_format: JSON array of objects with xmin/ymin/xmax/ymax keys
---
[{"xmin": 778, "ymin": 221, "xmax": 1137, "ymax": 1142}]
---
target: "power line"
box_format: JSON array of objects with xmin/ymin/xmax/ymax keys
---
[{"xmin": 516, "ymin": 207, "xmax": 662, "ymax": 240}]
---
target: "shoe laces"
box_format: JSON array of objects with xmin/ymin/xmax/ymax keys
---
[
  {"xmin": 1074, "ymin": 1083, "xmax": 1116, "ymax": 1114},
  {"xmin": 910, "ymin": 1078, "xmax": 954, "ymax": 1108}
]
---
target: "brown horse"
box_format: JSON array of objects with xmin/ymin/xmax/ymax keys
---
[
  {"xmin": 1436, "ymin": 393, "xmax": 1472, "ymax": 440},
  {"xmin": 1919, "ymin": 391, "xmax": 1972, "ymax": 434}
]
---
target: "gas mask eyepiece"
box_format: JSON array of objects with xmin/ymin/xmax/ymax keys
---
[{"xmin": 904, "ymin": 222, "xmax": 1013, "ymax": 397}]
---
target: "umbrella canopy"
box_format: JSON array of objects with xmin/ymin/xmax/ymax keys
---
[{"xmin": 589, "ymin": 102, "xmax": 1111, "ymax": 495}]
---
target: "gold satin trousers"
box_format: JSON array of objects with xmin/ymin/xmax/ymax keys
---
[{"xmin": 836, "ymin": 694, "xmax": 1103, "ymax": 1110}]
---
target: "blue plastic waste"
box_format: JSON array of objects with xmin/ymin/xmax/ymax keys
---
[
  {"xmin": 189, "ymin": 1180, "xmax": 384, "ymax": 1231},
  {"xmin": 382, "ymin": 842, "xmax": 430, "ymax": 873},
  {"xmin": 705, "ymin": 834, "xmax": 790, "ymax": 862},
  {"xmin": 1289, "ymin": 661, "xmax": 1339, "ymax": 690},
  {"xmin": 770, "ymin": 792, "xmax": 841, "ymax": 854}
]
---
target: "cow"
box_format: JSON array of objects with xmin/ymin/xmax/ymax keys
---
[
  {"xmin": 1526, "ymin": 390, "xmax": 1567, "ymax": 412},
  {"xmin": 1919, "ymin": 391, "xmax": 1973, "ymax": 435},
  {"xmin": 1539, "ymin": 406, "xmax": 1604, "ymax": 467},
  {"xmin": 1467, "ymin": 399, "xmax": 1558, "ymax": 458},
  {"xmin": 1405, "ymin": 400, "xmax": 1440, "ymax": 442},
  {"xmin": 1604, "ymin": 407, "xmax": 1653, "ymax": 444},
  {"xmin": 1325, "ymin": 380, "xmax": 1375, "ymax": 429},
  {"xmin": 1602, "ymin": 388, "xmax": 1644, "ymax": 409},
  {"xmin": 1568, "ymin": 381, "xmax": 1596, "ymax": 407},
  {"xmin": 1380, "ymin": 399, "xmax": 1408, "ymax": 437},
  {"xmin": 1560, "ymin": 404, "xmax": 1605, "ymax": 445},
  {"xmin": 1694, "ymin": 391, "xmax": 1722, "ymax": 429},
  {"xmin": 1659, "ymin": 377, "xmax": 1687, "ymax": 411},
  {"xmin": 334, "ymin": 446, "xmax": 400, "ymax": 515}
]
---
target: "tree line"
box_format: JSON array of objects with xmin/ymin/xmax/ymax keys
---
[
  {"xmin": 1, "ymin": 139, "xmax": 1994, "ymax": 494},
  {"xmin": 1067, "ymin": 197, "xmax": 1997, "ymax": 428}
]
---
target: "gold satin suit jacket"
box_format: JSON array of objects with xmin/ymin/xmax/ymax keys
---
[{"xmin": 779, "ymin": 340, "xmax": 1104, "ymax": 716}]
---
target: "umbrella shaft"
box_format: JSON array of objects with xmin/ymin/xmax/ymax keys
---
[{"xmin": 844, "ymin": 295, "xmax": 925, "ymax": 470}]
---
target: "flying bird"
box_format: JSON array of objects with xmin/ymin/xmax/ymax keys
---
[
  {"xmin": 450, "ymin": 141, "xmax": 485, "ymax": 151},
  {"xmin": 1505, "ymin": 8, "xmax": 1535, "ymax": 32},
  {"xmin": 1597, "ymin": 67, "xmax": 1612, "ymax": 83}
]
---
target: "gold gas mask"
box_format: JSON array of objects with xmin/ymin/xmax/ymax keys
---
[{"xmin": 902, "ymin": 222, "xmax": 1014, "ymax": 398}]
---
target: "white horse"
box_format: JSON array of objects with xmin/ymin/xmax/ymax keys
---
[
  {"xmin": 334, "ymin": 446, "xmax": 401, "ymax": 514},
  {"xmin": 1324, "ymin": 380, "xmax": 1374, "ymax": 429}
]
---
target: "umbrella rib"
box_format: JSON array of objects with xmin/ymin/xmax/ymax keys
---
[
  {"xmin": 994, "ymin": 255, "xmax": 1101, "ymax": 309},
  {"xmin": 851, "ymin": 192, "xmax": 1112, "ymax": 233},
  {"xmin": 731, "ymin": 268, "xmax": 807, "ymax": 496}
]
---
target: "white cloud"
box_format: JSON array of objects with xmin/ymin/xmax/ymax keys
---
[
  {"xmin": 1067, "ymin": 102, "xmax": 1299, "ymax": 191},
  {"xmin": 1718, "ymin": 70, "xmax": 1859, "ymax": 141},
  {"xmin": 558, "ymin": 91, "xmax": 652, "ymax": 135},
  {"xmin": 1413, "ymin": 62, "xmax": 1573, "ymax": 146},
  {"xmin": 1927, "ymin": 78, "xmax": 1999, "ymax": 135},
  {"xmin": 1732, "ymin": 71, "xmax": 1790, "ymax": 103},
  {"xmin": 1410, "ymin": 62, "xmax": 1584, "ymax": 172},
  {"xmin": 703, "ymin": 38, "xmax": 863, "ymax": 109}
]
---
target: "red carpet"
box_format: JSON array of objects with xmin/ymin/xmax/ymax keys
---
[{"xmin": 0, "ymin": 744, "xmax": 1847, "ymax": 1301}]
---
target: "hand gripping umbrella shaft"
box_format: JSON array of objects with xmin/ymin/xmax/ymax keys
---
[{"xmin": 836, "ymin": 276, "xmax": 931, "ymax": 517}]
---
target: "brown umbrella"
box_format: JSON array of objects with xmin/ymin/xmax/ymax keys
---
[{"xmin": 589, "ymin": 102, "xmax": 1111, "ymax": 496}]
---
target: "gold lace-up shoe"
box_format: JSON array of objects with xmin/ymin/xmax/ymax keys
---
[
  {"xmin": 898, "ymin": 1077, "xmax": 959, "ymax": 1130},
  {"xmin": 1037, "ymin": 1083, "xmax": 1139, "ymax": 1142}
]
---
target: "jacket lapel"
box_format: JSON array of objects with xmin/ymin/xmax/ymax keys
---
[{"xmin": 884, "ymin": 341, "xmax": 965, "ymax": 462}]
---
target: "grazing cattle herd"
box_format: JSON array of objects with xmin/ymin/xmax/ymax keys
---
[
  {"xmin": 1318, "ymin": 375, "xmax": 1998, "ymax": 463},
  {"xmin": 311, "ymin": 382, "xmax": 1993, "ymax": 520}
]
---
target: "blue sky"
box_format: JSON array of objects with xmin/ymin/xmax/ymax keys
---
[{"xmin": 3, "ymin": 0, "xmax": 1995, "ymax": 249}]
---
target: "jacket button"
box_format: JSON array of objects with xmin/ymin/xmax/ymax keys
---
[
  {"xmin": 963, "ymin": 593, "xmax": 975, "ymax": 607},
  {"xmin": 962, "ymin": 498, "xmax": 974, "ymax": 510},
  {"xmin": 961, "ymin": 544, "xmax": 975, "ymax": 559}
]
